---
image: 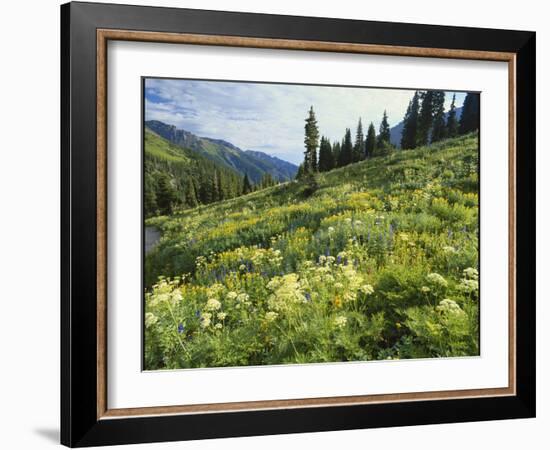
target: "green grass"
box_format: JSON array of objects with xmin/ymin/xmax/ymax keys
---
[
  {"xmin": 145, "ymin": 129, "xmax": 192, "ymax": 163},
  {"xmin": 144, "ymin": 133, "xmax": 480, "ymax": 370}
]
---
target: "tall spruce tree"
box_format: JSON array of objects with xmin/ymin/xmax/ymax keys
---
[
  {"xmin": 459, "ymin": 93, "xmax": 480, "ymax": 134},
  {"xmin": 331, "ymin": 141, "xmax": 341, "ymax": 168},
  {"xmin": 184, "ymin": 177, "xmax": 198, "ymax": 208},
  {"xmin": 430, "ymin": 91, "xmax": 447, "ymax": 143},
  {"xmin": 401, "ymin": 92, "xmax": 420, "ymax": 149},
  {"xmin": 318, "ymin": 136, "xmax": 334, "ymax": 172},
  {"xmin": 377, "ymin": 110, "xmax": 391, "ymax": 147},
  {"xmin": 338, "ymin": 128, "xmax": 353, "ymax": 167},
  {"xmin": 446, "ymin": 94, "xmax": 459, "ymax": 138},
  {"xmin": 156, "ymin": 172, "xmax": 178, "ymax": 215},
  {"xmin": 242, "ymin": 173, "xmax": 252, "ymax": 194},
  {"xmin": 417, "ymin": 91, "xmax": 435, "ymax": 146},
  {"xmin": 365, "ymin": 122, "xmax": 376, "ymax": 158},
  {"xmin": 303, "ymin": 106, "xmax": 320, "ymax": 172},
  {"xmin": 353, "ymin": 118, "xmax": 365, "ymax": 162}
]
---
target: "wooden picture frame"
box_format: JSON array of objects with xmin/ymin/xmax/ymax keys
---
[{"xmin": 61, "ymin": 1, "xmax": 535, "ymax": 447}]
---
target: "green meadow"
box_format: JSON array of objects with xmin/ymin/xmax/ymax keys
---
[{"xmin": 144, "ymin": 133, "xmax": 480, "ymax": 370}]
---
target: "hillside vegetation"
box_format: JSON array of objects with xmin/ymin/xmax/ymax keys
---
[
  {"xmin": 144, "ymin": 133, "xmax": 479, "ymax": 370},
  {"xmin": 146, "ymin": 120, "xmax": 298, "ymax": 183}
]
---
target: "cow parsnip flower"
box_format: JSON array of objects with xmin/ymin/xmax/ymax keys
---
[
  {"xmin": 360, "ymin": 284, "xmax": 374, "ymax": 295},
  {"xmin": 144, "ymin": 312, "xmax": 158, "ymax": 328},
  {"xmin": 426, "ymin": 272, "xmax": 448, "ymax": 288},
  {"xmin": 436, "ymin": 298, "xmax": 464, "ymax": 315},
  {"xmin": 334, "ymin": 315, "xmax": 347, "ymax": 328},
  {"xmin": 205, "ymin": 298, "xmax": 222, "ymax": 311},
  {"xmin": 463, "ymin": 267, "xmax": 479, "ymax": 280}
]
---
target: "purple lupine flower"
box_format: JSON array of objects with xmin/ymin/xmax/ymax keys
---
[
  {"xmin": 177, "ymin": 323, "xmax": 185, "ymax": 334},
  {"xmin": 305, "ymin": 292, "xmax": 312, "ymax": 302},
  {"xmin": 337, "ymin": 255, "xmax": 342, "ymax": 264},
  {"xmin": 195, "ymin": 310, "xmax": 201, "ymax": 318}
]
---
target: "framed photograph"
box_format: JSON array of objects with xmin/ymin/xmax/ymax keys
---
[{"xmin": 61, "ymin": 1, "xmax": 536, "ymax": 447}]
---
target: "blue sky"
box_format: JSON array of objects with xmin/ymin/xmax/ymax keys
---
[{"xmin": 145, "ymin": 78, "xmax": 465, "ymax": 165}]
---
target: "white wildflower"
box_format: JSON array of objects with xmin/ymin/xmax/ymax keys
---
[
  {"xmin": 360, "ymin": 284, "xmax": 374, "ymax": 295},
  {"xmin": 334, "ymin": 315, "xmax": 347, "ymax": 328},
  {"xmin": 426, "ymin": 272, "xmax": 448, "ymax": 288},
  {"xmin": 144, "ymin": 312, "xmax": 158, "ymax": 328},
  {"xmin": 205, "ymin": 298, "xmax": 222, "ymax": 311}
]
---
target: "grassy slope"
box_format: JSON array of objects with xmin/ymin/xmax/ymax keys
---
[
  {"xmin": 144, "ymin": 133, "xmax": 480, "ymax": 368},
  {"xmin": 147, "ymin": 132, "xmax": 478, "ymax": 278}
]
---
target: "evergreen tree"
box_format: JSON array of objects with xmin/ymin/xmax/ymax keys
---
[
  {"xmin": 211, "ymin": 171, "xmax": 220, "ymax": 202},
  {"xmin": 318, "ymin": 136, "xmax": 334, "ymax": 172},
  {"xmin": 446, "ymin": 93, "xmax": 459, "ymax": 138},
  {"xmin": 144, "ymin": 172, "xmax": 158, "ymax": 217},
  {"xmin": 260, "ymin": 173, "xmax": 275, "ymax": 189},
  {"xmin": 459, "ymin": 93, "xmax": 480, "ymax": 134},
  {"xmin": 331, "ymin": 142, "xmax": 341, "ymax": 168},
  {"xmin": 303, "ymin": 106, "xmax": 320, "ymax": 172},
  {"xmin": 430, "ymin": 91, "xmax": 447, "ymax": 143},
  {"xmin": 338, "ymin": 128, "xmax": 353, "ymax": 167},
  {"xmin": 242, "ymin": 173, "xmax": 252, "ymax": 194},
  {"xmin": 156, "ymin": 172, "xmax": 178, "ymax": 215},
  {"xmin": 377, "ymin": 110, "xmax": 391, "ymax": 147},
  {"xmin": 295, "ymin": 163, "xmax": 305, "ymax": 180},
  {"xmin": 184, "ymin": 177, "xmax": 198, "ymax": 208},
  {"xmin": 401, "ymin": 92, "xmax": 420, "ymax": 149},
  {"xmin": 353, "ymin": 118, "xmax": 365, "ymax": 162},
  {"xmin": 365, "ymin": 122, "xmax": 376, "ymax": 158},
  {"xmin": 417, "ymin": 91, "xmax": 435, "ymax": 146}
]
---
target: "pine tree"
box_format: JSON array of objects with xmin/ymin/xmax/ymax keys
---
[
  {"xmin": 459, "ymin": 93, "xmax": 480, "ymax": 134},
  {"xmin": 377, "ymin": 110, "xmax": 391, "ymax": 147},
  {"xmin": 144, "ymin": 172, "xmax": 158, "ymax": 217},
  {"xmin": 318, "ymin": 136, "xmax": 334, "ymax": 172},
  {"xmin": 211, "ymin": 171, "xmax": 220, "ymax": 202},
  {"xmin": 365, "ymin": 122, "xmax": 376, "ymax": 158},
  {"xmin": 295, "ymin": 163, "xmax": 305, "ymax": 180},
  {"xmin": 446, "ymin": 93, "xmax": 459, "ymax": 138},
  {"xmin": 184, "ymin": 177, "xmax": 198, "ymax": 208},
  {"xmin": 417, "ymin": 91, "xmax": 435, "ymax": 146},
  {"xmin": 303, "ymin": 106, "xmax": 320, "ymax": 172},
  {"xmin": 331, "ymin": 142, "xmax": 341, "ymax": 168},
  {"xmin": 430, "ymin": 91, "xmax": 447, "ymax": 143},
  {"xmin": 401, "ymin": 92, "xmax": 420, "ymax": 149},
  {"xmin": 156, "ymin": 172, "xmax": 178, "ymax": 215},
  {"xmin": 353, "ymin": 118, "xmax": 365, "ymax": 162},
  {"xmin": 242, "ymin": 173, "xmax": 252, "ymax": 194},
  {"xmin": 338, "ymin": 128, "xmax": 353, "ymax": 167}
]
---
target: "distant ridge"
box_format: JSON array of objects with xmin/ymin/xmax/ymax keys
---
[{"xmin": 145, "ymin": 120, "xmax": 298, "ymax": 182}]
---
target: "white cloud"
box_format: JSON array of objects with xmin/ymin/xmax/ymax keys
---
[{"xmin": 145, "ymin": 79, "xmax": 467, "ymax": 165}]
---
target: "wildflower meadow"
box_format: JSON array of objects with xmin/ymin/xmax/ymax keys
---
[{"xmin": 144, "ymin": 133, "xmax": 480, "ymax": 370}]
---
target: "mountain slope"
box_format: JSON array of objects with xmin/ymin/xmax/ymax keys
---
[
  {"xmin": 244, "ymin": 150, "xmax": 299, "ymax": 181},
  {"xmin": 144, "ymin": 128, "xmax": 243, "ymax": 216},
  {"xmin": 145, "ymin": 120, "xmax": 298, "ymax": 183},
  {"xmin": 144, "ymin": 133, "xmax": 480, "ymax": 369}
]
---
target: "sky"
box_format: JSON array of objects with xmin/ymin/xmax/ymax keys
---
[{"xmin": 145, "ymin": 78, "xmax": 466, "ymax": 165}]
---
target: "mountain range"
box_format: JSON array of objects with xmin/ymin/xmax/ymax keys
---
[{"xmin": 145, "ymin": 120, "xmax": 298, "ymax": 183}]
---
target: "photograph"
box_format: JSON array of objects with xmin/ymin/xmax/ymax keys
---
[{"xmin": 142, "ymin": 78, "xmax": 481, "ymax": 370}]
